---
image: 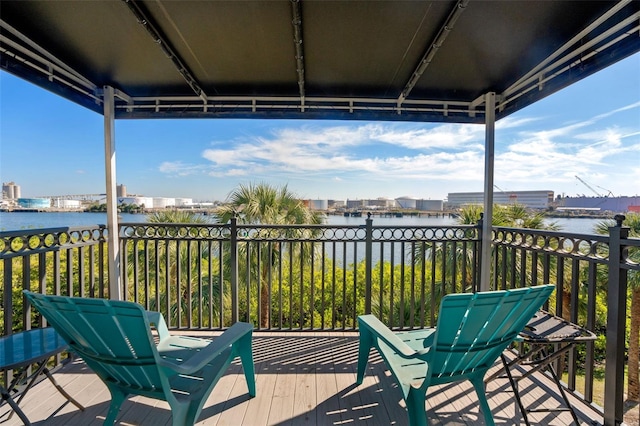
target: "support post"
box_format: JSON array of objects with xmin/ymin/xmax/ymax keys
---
[
  {"xmin": 480, "ymin": 92, "xmax": 496, "ymax": 292},
  {"xmin": 103, "ymin": 85, "xmax": 121, "ymax": 300},
  {"xmin": 604, "ymin": 214, "xmax": 629, "ymax": 425}
]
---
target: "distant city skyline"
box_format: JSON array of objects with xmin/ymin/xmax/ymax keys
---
[
  {"xmin": 3, "ymin": 179, "xmax": 632, "ymax": 205},
  {"xmin": 1, "ymin": 53, "xmax": 638, "ymax": 202}
]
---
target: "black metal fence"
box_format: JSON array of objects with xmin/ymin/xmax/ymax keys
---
[{"xmin": 1, "ymin": 216, "xmax": 638, "ymax": 423}]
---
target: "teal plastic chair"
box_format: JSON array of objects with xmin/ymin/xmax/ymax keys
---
[
  {"xmin": 356, "ymin": 284, "xmax": 555, "ymax": 426},
  {"xmin": 23, "ymin": 291, "xmax": 255, "ymax": 426}
]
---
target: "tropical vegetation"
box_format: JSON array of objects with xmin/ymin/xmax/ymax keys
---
[
  {"xmin": 1, "ymin": 191, "xmax": 637, "ymax": 412},
  {"xmin": 216, "ymin": 182, "xmax": 324, "ymax": 328}
]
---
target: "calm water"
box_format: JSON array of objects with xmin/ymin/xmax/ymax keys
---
[{"xmin": 0, "ymin": 211, "xmax": 604, "ymax": 235}]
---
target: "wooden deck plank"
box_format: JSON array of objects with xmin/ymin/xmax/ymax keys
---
[
  {"xmin": 239, "ymin": 332, "xmax": 278, "ymax": 426},
  {"xmin": 330, "ymin": 333, "xmax": 373, "ymax": 425},
  {"xmin": 291, "ymin": 332, "xmax": 319, "ymax": 425},
  {"xmin": 314, "ymin": 334, "xmax": 343, "ymax": 425},
  {"xmin": 351, "ymin": 339, "xmax": 405, "ymax": 425},
  {"xmin": 265, "ymin": 333, "xmax": 299, "ymax": 425},
  {"xmin": 0, "ymin": 332, "xmax": 604, "ymax": 426},
  {"xmin": 196, "ymin": 354, "xmax": 243, "ymax": 426}
]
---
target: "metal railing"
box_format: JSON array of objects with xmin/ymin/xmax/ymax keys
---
[
  {"xmin": 1, "ymin": 215, "xmax": 638, "ymax": 424},
  {"xmin": 117, "ymin": 216, "xmax": 480, "ymax": 331}
]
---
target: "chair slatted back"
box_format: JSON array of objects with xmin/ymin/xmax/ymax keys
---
[
  {"xmin": 25, "ymin": 293, "xmax": 164, "ymax": 392},
  {"xmin": 430, "ymin": 285, "xmax": 554, "ymax": 379}
]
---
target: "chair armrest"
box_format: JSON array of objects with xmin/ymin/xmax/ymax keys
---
[
  {"xmin": 157, "ymin": 322, "xmax": 253, "ymax": 375},
  {"xmin": 145, "ymin": 311, "xmax": 170, "ymax": 341},
  {"xmin": 358, "ymin": 315, "xmax": 426, "ymax": 360}
]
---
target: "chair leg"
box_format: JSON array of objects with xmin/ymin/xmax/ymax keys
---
[
  {"xmin": 238, "ymin": 333, "xmax": 256, "ymax": 397},
  {"xmin": 356, "ymin": 330, "xmax": 372, "ymax": 385},
  {"xmin": 471, "ymin": 376, "xmax": 495, "ymax": 426},
  {"xmin": 104, "ymin": 386, "xmax": 128, "ymax": 426},
  {"xmin": 169, "ymin": 402, "xmax": 192, "ymax": 426},
  {"xmin": 406, "ymin": 386, "xmax": 428, "ymax": 426}
]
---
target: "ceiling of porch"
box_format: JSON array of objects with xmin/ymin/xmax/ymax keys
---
[{"xmin": 1, "ymin": 1, "xmax": 639, "ymax": 123}]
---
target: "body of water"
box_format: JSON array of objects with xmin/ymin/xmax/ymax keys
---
[{"xmin": 0, "ymin": 211, "xmax": 607, "ymax": 235}]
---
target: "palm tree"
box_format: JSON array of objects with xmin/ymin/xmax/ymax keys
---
[
  {"xmin": 459, "ymin": 203, "xmax": 559, "ymax": 230},
  {"xmin": 134, "ymin": 210, "xmax": 222, "ymax": 327},
  {"xmin": 216, "ymin": 183, "xmax": 324, "ymax": 328},
  {"xmin": 147, "ymin": 210, "xmax": 210, "ymax": 225},
  {"xmin": 594, "ymin": 213, "xmax": 640, "ymax": 402},
  {"xmin": 457, "ymin": 203, "xmax": 560, "ymax": 287}
]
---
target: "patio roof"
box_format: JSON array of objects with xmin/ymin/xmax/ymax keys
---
[
  {"xmin": 1, "ymin": 0, "xmax": 639, "ymax": 124},
  {"xmin": 1, "ymin": 0, "xmax": 639, "ymax": 297}
]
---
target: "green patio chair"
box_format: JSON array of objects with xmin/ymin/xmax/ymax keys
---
[
  {"xmin": 356, "ymin": 284, "xmax": 555, "ymax": 426},
  {"xmin": 23, "ymin": 291, "xmax": 255, "ymax": 426}
]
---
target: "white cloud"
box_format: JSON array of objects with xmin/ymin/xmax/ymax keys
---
[{"xmin": 152, "ymin": 87, "xmax": 638, "ymax": 199}]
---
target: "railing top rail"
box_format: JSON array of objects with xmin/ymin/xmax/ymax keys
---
[
  {"xmin": 0, "ymin": 224, "xmax": 107, "ymax": 238},
  {"xmin": 1, "ymin": 225, "xmax": 108, "ymax": 259},
  {"xmin": 492, "ymin": 226, "xmax": 610, "ymax": 243}
]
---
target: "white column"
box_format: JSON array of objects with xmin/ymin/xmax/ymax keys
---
[
  {"xmin": 480, "ymin": 92, "xmax": 496, "ymax": 292},
  {"xmin": 103, "ymin": 85, "xmax": 122, "ymax": 300}
]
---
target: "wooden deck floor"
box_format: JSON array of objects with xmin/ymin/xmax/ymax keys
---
[{"xmin": 0, "ymin": 332, "xmax": 604, "ymax": 425}]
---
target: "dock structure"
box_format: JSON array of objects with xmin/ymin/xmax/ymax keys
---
[{"xmin": 338, "ymin": 210, "xmax": 459, "ymax": 219}]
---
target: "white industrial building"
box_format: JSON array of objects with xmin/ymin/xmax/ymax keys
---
[
  {"xmin": 365, "ymin": 198, "xmax": 396, "ymax": 209},
  {"xmin": 447, "ymin": 190, "xmax": 554, "ymax": 209},
  {"xmin": 416, "ymin": 199, "xmax": 444, "ymax": 211},
  {"xmin": 346, "ymin": 199, "xmax": 366, "ymax": 209},
  {"xmin": 175, "ymin": 198, "xmax": 194, "ymax": 207}
]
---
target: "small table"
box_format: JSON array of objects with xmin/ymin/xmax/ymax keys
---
[
  {"xmin": 0, "ymin": 327, "xmax": 84, "ymax": 425},
  {"xmin": 496, "ymin": 310, "xmax": 597, "ymax": 425}
]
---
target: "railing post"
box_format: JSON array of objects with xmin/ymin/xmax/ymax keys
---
[
  {"xmin": 364, "ymin": 213, "xmax": 373, "ymax": 314},
  {"xmin": 229, "ymin": 216, "xmax": 239, "ymax": 324},
  {"xmin": 476, "ymin": 214, "xmax": 484, "ymax": 293},
  {"xmin": 604, "ymin": 214, "xmax": 629, "ymax": 426}
]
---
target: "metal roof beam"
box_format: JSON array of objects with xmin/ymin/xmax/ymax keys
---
[
  {"xmin": 123, "ymin": 0, "xmax": 208, "ymax": 103},
  {"xmin": 291, "ymin": 0, "xmax": 306, "ymax": 111},
  {"xmin": 113, "ymin": 94, "xmax": 480, "ymax": 122},
  {"xmin": 503, "ymin": 0, "xmax": 634, "ymax": 98},
  {"xmin": 500, "ymin": 10, "xmax": 640, "ymax": 112},
  {"xmin": 396, "ymin": 0, "xmax": 469, "ymax": 109}
]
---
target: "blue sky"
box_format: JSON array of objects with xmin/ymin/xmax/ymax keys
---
[{"xmin": 1, "ymin": 53, "xmax": 638, "ymax": 203}]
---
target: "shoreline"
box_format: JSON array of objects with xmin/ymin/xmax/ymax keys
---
[{"xmin": 0, "ymin": 208, "xmax": 624, "ymax": 220}]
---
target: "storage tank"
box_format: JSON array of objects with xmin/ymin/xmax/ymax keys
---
[
  {"xmin": 152, "ymin": 197, "xmax": 176, "ymax": 208},
  {"xmin": 175, "ymin": 198, "xmax": 193, "ymax": 207},
  {"xmin": 117, "ymin": 184, "xmax": 127, "ymax": 197},
  {"xmin": 308, "ymin": 199, "xmax": 328, "ymax": 210},
  {"xmin": 2, "ymin": 182, "xmax": 20, "ymax": 199},
  {"xmin": 52, "ymin": 199, "xmax": 82, "ymax": 209},
  {"xmin": 416, "ymin": 199, "xmax": 444, "ymax": 211},
  {"xmin": 396, "ymin": 196, "xmax": 417, "ymax": 209},
  {"xmin": 118, "ymin": 197, "xmax": 153, "ymax": 208}
]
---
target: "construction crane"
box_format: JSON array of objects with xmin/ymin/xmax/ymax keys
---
[{"xmin": 574, "ymin": 175, "xmax": 614, "ymax": 197}]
